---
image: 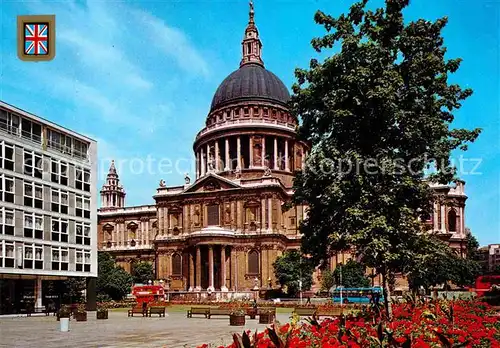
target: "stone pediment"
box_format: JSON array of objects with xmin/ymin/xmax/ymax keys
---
[{"xmin": 183, "ymin": 173, "xmax": 240, "ymax": 194}]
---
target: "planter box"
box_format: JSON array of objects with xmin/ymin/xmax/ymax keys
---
[
  {"xmin": 57, "ymin": 315, "xmax": 70, "ymax": 322},
  {"xmin": 246, "ymin": 308, "xmax": 257, "ymax": 319},
  {"xmin": 75, "ymin": 312, "xmax": 87, "ymax": 322},
  {"xmin": 229, "ymin": 314, "xmax": 245, "ymax": 326},
  {"xmin": 259, "ymin": 313, "xmax": 274, "ymax": 324},
  {"xmin": 97, "ymin": 310, "xmax": 108, "ymax": 320}
]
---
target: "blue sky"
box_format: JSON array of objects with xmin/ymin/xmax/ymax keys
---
[{"xmin": 0, "ymin": 0, "xmax": 498, "ymax": 246}]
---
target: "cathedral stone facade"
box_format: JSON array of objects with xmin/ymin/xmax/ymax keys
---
[{"xmin": 97, "ymin": 4, "xmax": 469, "ymax": 293}]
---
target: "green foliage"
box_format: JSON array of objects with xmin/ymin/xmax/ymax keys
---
[
  {"xmin": 406, "ymin": 235, "xmax": 480, "ymax": 290},
  {"xmin": 333, "ymin": 260, "xmax": 371, "ymax": 288},
  {"xmin": 291, "ymin": 0, "xmax": 480, "ymax": 317},
  {"xmin": 320, "ymin": 269, "xmax": 335, "ymax": 292},
  {"xmin": 131, "ymin": 261, "xmax": 154, "ymax": 284},
  {"xmin": 273, "ymin": 250, "xmax": 314, "ymax": 297},
  {"xmin": 465, "ymin": 228, "xmax": 480, "ymax": 260},
  {"xmin": 61, "ymin": 277, "xmax": 86, "ymax": 303},
  {"xmin": 96, "ymin": 251, "xmax": 133, "ymax": 301}
]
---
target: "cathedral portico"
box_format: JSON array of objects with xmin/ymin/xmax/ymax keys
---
[{"xmin": 97, "ymin": 1, "xmax": 469, "ymax": 295}]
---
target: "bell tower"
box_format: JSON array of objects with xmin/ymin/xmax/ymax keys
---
[
  {"xmin": 240, "ymin": 0, "xmax": 264, "ymax": 67},
  {"xmin": 100, "ymin": 160, "xmax": 126, "ymax": 209}
]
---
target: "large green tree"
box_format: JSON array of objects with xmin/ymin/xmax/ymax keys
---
[
  {"xmin": 131, "ymin": 261, "xmax": 154, "ymax": 284},
  {"xmin": 273, "ymin": 250, "xmax": 315, "ymax": 297},
  {"xmin": 291, "ymin": 0, "xmax": 480, "ymax": 318},
  {"xmin": 333, "ymin": 260, "xmax": 371, "ymax": 288},
  {"xmin": 96, "ymin": 251, "xmax": 133, "ymax": 301},
  {"xmin": 406, "ymin": 235, "xmax": 479, "ymax": 291}
]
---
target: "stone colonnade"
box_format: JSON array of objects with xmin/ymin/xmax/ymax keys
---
[{"xmin": 195, "ymin": 135, "xmax": 308, "ymax": 178}]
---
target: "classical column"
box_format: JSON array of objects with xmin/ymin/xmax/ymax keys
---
[
  {"xmin": 165, "ymin": 207, "xmax": 169, "ymax": 235},
  {"xmin": 301, "ymin": 146, "xmax": 305, "ymax": 170},
  {"xmin": 267, "ymin": 197, "xmax": 272, "ymax": 232},
  {"xmin": 284, "ymin": 139, "xmax": 289, "ymax": 171},
  {"xmin": 215, "ymin": 140, "xmax": 220, "ymax": 172},
  {"xmin": 261, "ymin": 197, "xmax": 266, "ymax": 231},
  {"xmin": 111, "ymin": 225, "xmax": 115, "ymax": 247},
  {"xmin": 225, "ymin": 137, "xmax": 230, "ymax": 171},
  {"xmin": 261, "ymin": 136, "xmax": 266, "ymax": 167},
  {"xmin": 196, "ymin": 151, "xmax": 200, "ymax": 178},
  {"xmin": 145, "ymin": 220, "xmax": 150, "ymax": 246},
  {"xmin": 206, "ymin": 143, "xmax": 211, "ymax": 172},
  {"xmin": 189, "ymin": 250, "xmax": 195, "ymax": 291},
  {"xmin": 237, "ymin": 136, "xmax": 242, "ymax": 169},
  {"xmin": 433, "ymin": 202, "xmax": 439, "ymax": 231},
  {"xmin": 273, "ymin": 137, "xmax": 278, "ymax": 170},
  {"xmin": 440, "ymin": 204, "xmax": 446, "ymax": 231},
  {"xmin": 208, "ymin": 245, "xmax": 215, "ymax": 291},
  {"xmin": 195, "ymin": 246, "xmax": 201, "ymax": 291},
  {"xmin": 200, "ymin": 147, "xmax": 206, "ymax": 176},
  {"xmin": 249, "ymin": 137, "xmax": 254, "ymax": 168},
  {"xmin": 220, "ymin": 246, "xmax": 228, "ymax": 291},
  {"xmin": 460, "ymin": 206, "xmax": 464, "ymax": 235}
]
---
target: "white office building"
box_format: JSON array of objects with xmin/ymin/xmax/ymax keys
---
[{"xmin": 0, "ymin": 100, "xmax": 97, "ymax": 314}]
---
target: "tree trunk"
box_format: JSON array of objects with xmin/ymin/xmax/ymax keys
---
[{"xmin": 381, "ymin": 267, "xmax": 393, "ymax": 320}]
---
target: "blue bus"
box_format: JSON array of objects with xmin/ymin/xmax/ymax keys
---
[{"xmin": 332, "ymin": 287, "xmax": 384, "ymax": 304}]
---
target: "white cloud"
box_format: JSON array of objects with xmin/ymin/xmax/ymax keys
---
[
  {"xmin": 132, "ymin": 9, "xmax": 210, "ymax": 77},
  {"xmin": 18, "ymin": 0, "xmax": 210, "ymax": 135}
]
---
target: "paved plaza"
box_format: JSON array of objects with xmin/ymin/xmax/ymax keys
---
[{"xmin": 0, "ymin": 310, "xmax": 293, "ymax": 348}]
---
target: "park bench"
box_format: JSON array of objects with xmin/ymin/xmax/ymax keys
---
[
  {"xmin": 128, "ymin": 306, "xmax": 147, "ymax": 317},
  {"xmin": 292, "ymin": 307, "xmax": 317, "ymax": 317},
  {"xmin": 148, "ymin": 306, "xmax": 166, "ymax": 317},
  {"xmin": 187, "ymin": 306, "xmax": 210, "ymax": 318},
  {"xmin": 207, "ymin": 307, "xmax": 231, "ymax": 319}
]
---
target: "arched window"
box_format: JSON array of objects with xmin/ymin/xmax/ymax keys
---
[
  {"xmin": 248, "ymin": 250, "xmax": 259, "ymax": 275},
  {"xmin": 448, "ymin": 209, "xmax": 457, "ymax": 232},
  {"xmin": 172, "ymin": 253, "xmax": 182, "ymax": 276}
]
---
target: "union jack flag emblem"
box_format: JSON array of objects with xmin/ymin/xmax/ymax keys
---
[{"xmin": 24, "ymin": 23, "xmax": 49, "ymax": 55}]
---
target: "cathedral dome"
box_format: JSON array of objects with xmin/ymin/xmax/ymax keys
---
[{"xmin": 210, "ymin": 63, "xmax": 290, "ymax": 111}]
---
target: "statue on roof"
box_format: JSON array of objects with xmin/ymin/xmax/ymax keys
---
[
  {"xmin": 184, "ymin": 173, "xmax": 191, "ymax": 185},
  {"xmin": 159, "ymin": 179, "xmax": 166, "ymax": 188}
]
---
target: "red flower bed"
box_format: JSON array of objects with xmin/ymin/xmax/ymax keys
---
[{"xmin": 198, "ymin": 300, "xmax": 500, "ymax": 348}]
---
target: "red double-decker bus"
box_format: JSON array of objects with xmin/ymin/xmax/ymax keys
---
[
  {"xmin": 131, "ymin": 285, "xmax": 165, "ymax": 305},
  {"xmin": 475, "ymin": 275, "xmax": 500, "ymax": 297}
]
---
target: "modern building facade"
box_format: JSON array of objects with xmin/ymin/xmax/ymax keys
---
[
  {"xmin": 97, "ymin": 4, "xmax": 469, "ymax": 294},
  {"xmin": 0, "ymin": 101, "xmax": 97, "ymax": 314},
  {"xmin": 478, "ymin": 244, "xmax": 500, "ymax": 273}
]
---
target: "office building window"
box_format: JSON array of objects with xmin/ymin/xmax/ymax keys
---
[
  {"xmin": 76, "ymin": 222, "xmax": 91, "ymax": 245},
  {"xmin": 0, "ymin": 208, "xmax": 14, "ymax": 235},
  {"xmin": 0, "ymin": 110, "xmax": 20, "ymax": 136},
  {"xmin": 75, "ymin": 167, "xmax": 91, "ymax": 192},
  {"xmin": 51, "ymin": 247, "xmax": 69, "ymax": 271},
  {"xmin": 3, "ymin": 242, "xmax": 15, "ymax": 268},
  {"xmin": 24, "ymin": 212, "xmax": 43, "ymax": 239},
  {"xmin": 24, "ymin": 244, "xmax": 43, "ymax": 269},
  {"xmin": 75, "ymin": 195, "xmax": 91, "ymax": 219},
  {"xmin": 24, "ymin": 150, "xmax": 43, "ymax": 178},
  {"xmin": 21, "ymin": 118, "xmax": 42, "ymax": 144},
  {"xmin": 0, "ymin": 141, "xmax": 14, "ymax": 171},
  {"xmin": 0, "ymin": 175, "xmax": 14, "ymax": 203},
  {"xmin": 51, "ymin": 159, "xmax": 68, "ymax": 186},
  {"xmin": 24, "ymin": 181, "xmax": 43, "ymax": 209},
  {"xmin": 51, "ymin": 217, "xmax": 68, "ymax": 243},
  {"xmin": 76, "ymin": 250, "xmax": 91, "ymax": 272},
  {"xmin": 51, "ymin": 188, "xmax": 68, "ymax": 214}
]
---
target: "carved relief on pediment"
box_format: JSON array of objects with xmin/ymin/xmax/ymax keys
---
[
  {"xmin": 127, "ymin": 221, "xmax": 139, "ymax": 230},
  {"xmin": 204, "ymin": 180, "xmax": 221, "ymax": 191}
]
